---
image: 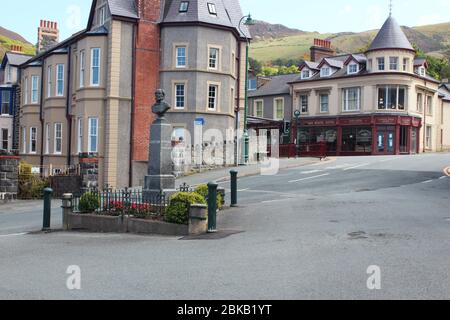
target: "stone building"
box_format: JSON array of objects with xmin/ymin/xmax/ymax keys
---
[
  {"xmin": 289, "ymin": 15, "xmax": 450, "ymax": 156},
  {"xmin": 18, "ymin": 0, "xmax": 249, "ymax": 188}
]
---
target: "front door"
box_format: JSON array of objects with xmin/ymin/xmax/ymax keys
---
[
  {"xmin": 411, "ymin": 128, "xmax": 418, "ymax": 154},
  {"xmin": 376, "ymin": 126, "xmax": 395, "ymax": 155}
]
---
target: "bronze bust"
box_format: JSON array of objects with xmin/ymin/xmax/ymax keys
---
[{"xmin": 152, "ymin": 89, "xmax": 171, "ymax": 118}]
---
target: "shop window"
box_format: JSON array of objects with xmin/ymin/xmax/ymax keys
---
[{"xmin": 342, "ymin": 127, "xmax": 372, "ymax": 153}]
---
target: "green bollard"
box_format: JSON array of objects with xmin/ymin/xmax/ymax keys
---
[
  {"xmin": 230, "ymin": 170, "xmax": 238, "ymax": 207},
  {"xmin": 42, "ymin": 188, "xmax": 53, "ymax": 232},
  {"xmin": 207, "ymin": 182, "xmax": 218, "ymax": 233}
]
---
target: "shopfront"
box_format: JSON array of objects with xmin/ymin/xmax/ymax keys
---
[{"xmin": 297, "ymin": 115, "xmax": 421, "ymax": 156}]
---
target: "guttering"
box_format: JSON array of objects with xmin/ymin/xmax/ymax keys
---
[
  {"xmin": 129, "ymin": 23, "xmax": 137, "ymax": 187},
  {"xmin": 66, "ymin": 46, "xmax": 73, "ymax": 166}
]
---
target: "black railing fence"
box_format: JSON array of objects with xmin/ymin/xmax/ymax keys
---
[{"xmin": 73, "ymin": 188, "xmax": 168, "ymax": 218}]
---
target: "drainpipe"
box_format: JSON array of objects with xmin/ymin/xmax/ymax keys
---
[
  {"xmin": 66, "ymin": 46, "xmax": 73, "ymax": 166},
  {"xmin": 39, "ymin": 62, "xmax": 45, "ymax": 172},
  {"xmin": 235, "ymin": 38, "xmax": 242, "ymax": 166},
  {"xmin": 129, "ymin": 23, "xmax": 137, "ymax": 187},
  {"xmin": 423, "ymin": 81, "xmax": 427, "ymax": 153}
]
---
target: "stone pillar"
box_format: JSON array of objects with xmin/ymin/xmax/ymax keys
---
[
  {"xmin": 0, "ymin": 152, "xmax": 19, "ymax": 199},
  {"xmin": 143, "ymin": 117, "xmax": 176, "ymax": 199},
  {"xmin": 62, "ymin": 193, "xmax": 73, "ymax": 231},
  {"xmin": 189, "ymin": 204, "xmax": 208, "ymax": 235}
]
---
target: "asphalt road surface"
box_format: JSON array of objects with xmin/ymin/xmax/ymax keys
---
[{"xmin": 0, "ymin": 153, "xmax": 449, "ymax": 299}]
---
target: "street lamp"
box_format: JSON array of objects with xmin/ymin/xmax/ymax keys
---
[
  {"xmin": 294, "ymin": 109, "xmax": 301, "ymax": 157},
  {"xmin": 238, "ymin": 14, "xmax": 255, "ymax": 165}
]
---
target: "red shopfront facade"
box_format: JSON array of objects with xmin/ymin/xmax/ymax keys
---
[{"xmin": 295, "ymin": 115, "xmax": 422, "ymax": 156}]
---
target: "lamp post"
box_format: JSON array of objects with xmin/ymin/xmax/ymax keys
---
[
  {"xmin": 238, "ymin": 14, "xmax": 255, "ymax": 165},
  {"xmin": 294, "ymin": 109, "xmax": 301, "ymax": 157}
]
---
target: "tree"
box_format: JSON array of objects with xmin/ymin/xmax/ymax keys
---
[{"xmin": 249, "ymin": 57, "xmax": 263, "ymax": 75}]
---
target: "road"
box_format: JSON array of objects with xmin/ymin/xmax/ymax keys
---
[{"xmin": 0, "ymin": 153, "xmax": 449, "ymax": 299}]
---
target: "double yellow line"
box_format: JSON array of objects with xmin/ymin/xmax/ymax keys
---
[{"xmin": 445, "ymin": 167, "xmax": 450, "ymax": 177}]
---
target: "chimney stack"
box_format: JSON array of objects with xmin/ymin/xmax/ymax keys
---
[
  {"xmin": 10, "ymin": 44, "xmax": 23, "ymax": 53},
  {"xmin": 37, "ymin": 19, "xmax": 60, "ymax": 53},
  {"xmin": 310, "ymin": 38, "xmax": 335, "ymax": 62}
]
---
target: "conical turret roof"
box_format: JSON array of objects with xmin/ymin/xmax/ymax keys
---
[{"xmin": 367, "ymin": 16, "xmax": 414, "ymax": 52}]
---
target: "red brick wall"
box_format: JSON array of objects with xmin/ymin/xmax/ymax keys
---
[{"xmin": 132, "ymin": 0, "xmax": 161, "ymax": 162}]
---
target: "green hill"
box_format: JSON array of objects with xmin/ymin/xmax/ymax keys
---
[
  {"xmin": 249, "ymin": 21, "xmax": 450, "ymax": 63},
  {"xmin": 0, "ymin": 27, "xmax": 35, "ymax": 61}
]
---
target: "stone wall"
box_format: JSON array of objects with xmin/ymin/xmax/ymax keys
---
[{"xmin": 0, "ymin": 152, "xmax": 19, "ymax": 197}]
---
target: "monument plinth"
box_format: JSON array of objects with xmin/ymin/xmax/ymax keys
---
[{"xmin": 143, "ymin": 89, "xmax": 176, "ymax": 200}]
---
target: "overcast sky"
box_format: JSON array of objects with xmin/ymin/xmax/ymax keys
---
[{"xmin": 1, "ymin": 0, "xmax": 450, "ymax": 44}]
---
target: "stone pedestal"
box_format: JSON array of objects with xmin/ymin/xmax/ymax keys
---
[{"xmin": 143, "ymin": 117, "xmax": 176, "ymax": 200}]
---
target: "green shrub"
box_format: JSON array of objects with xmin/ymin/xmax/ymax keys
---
[
  {"xmin": 165, "ymin": 192, "xmax": 206, "ymax": 225},
  {"xmin": 194, "ymin": 184, "xmax": 223, "ymax": 210},
  {"xmin": 78, "ymin": 192, "xmax": 100, "ymax": 213},
  {"xmin": 18, "ymin": 161, "xmax": 50, "ymax": 199}
]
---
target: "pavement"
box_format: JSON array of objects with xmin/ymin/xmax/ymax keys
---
[{"xmin": 0, "ymin": 153, "xmax": 449, "ymax": 299}]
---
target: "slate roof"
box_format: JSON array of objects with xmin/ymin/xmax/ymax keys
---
[
  {"xmin": 107, "ymin": 0, "xmax": 138, "ymax": 19},
  {"xmin": 162, "ymin": 0, "xmax": 250, "ymax": 38},
  {"xmin": 1, "ymin": 52, "xmax": 33, "ymax": 69},
  {"xmin": 368, "ymin": 16, "xmax": 414, "ymax": 52},
  {"xmin": 439, "ymin": 87, "xmax": 450, "ymax": 101},
  {"xmin": 414, "ymin": 58, "xmax": 427, "ymax": 66},
  {"xmin": 248, "ymin": 73, "xmax": 299, "ymax": 98}
]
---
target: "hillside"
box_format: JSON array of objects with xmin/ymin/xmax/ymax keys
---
[
  {"xmin": 0, "ymin": 27, "xmax": 35, "ymax": 62},
  {"xmin": 249, "ymin": 21, "xmax": 450, "ymax": 63}
]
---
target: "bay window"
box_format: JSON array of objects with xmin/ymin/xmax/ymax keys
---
[
  {"xmin": 31, "ymin": 75, "xmax": 39, "ymax": 103},
  {"xmin": 176, "ymin": 46, "xmax": 187, "ymax": 68},
  {"xmin": 378, "ymin": 86, "xmax": 406, "ymax": 110},
  {"xmin": 175, "ymin": 83, "xmax": 186, "ymax": 109},
  {"xmin": 389, "ymin": 57, "xmax": 399, "ymax": 70},
  {"xmin": 80, "ymin": 50, "xmax": 85, "ymax": 88},
  {"xmin": 30, "ymin": 127, "xmax": 37, "ymax": 154},
  {"xmin": 56, "ymin": 64, "xmax": 64, "ymax": 96},
  {"xmin": 377, "ymin": 57, "xmax": 385, "ymax": 71},
  {"xmin": 88, "ymin": 117, "xmax": 98, "ymax": 153},
  {"xmin": 1, "ymin": 91, "xmax": 10, "ymax": 115},
  {"xmin": 91, "ymin": 48, "xmax": 100, "ymax": 86},
  {"xmin": 54, "ymin": 123, "xmax": 62, "ymax": 154}
]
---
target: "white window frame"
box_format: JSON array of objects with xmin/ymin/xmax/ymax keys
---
[
  {"xmin": 24, "ymin": 77, "xmax": 28, "ymax": 104},
  {"xmin": 419, "ymin": 66, "xmax": 426, "ymax": 77},
  {"xmin": 176, "ymin": 46, "xmax": 187, "ymax": 68},
  {"xmin": 98, "ymin": 6, "xmax": 106, "ymax": 25},
  {"xmin": 403, "ymin": 58, "xmax": 409, "ymax": 72},
  {"xmin": 300, "ymin": 95, "xmax": 308, "ymax": 113},
  {"xmin": 77, "ymin": 118, "xmax": 83, "ymax": 154},
  {"xmin": 377, "ymin": 57, "xmax": 385, "ymax": 71},
  {"xmin": 22, "ymin": 127, "xmax": 27, "ymax": 154},
  {"xmin": 377, "ymin": 85, "xmax": 406, "ymax": 110},
  {"xmin": 208, "ymin": 84, "xmax": 218, "ymax": 111},
  {"xmin": 1, "ymin": 128, "xmax": 8, "ymax": 151},
  {"xmin": 90, "ymin": 48, "xmax": 101, "ymax": 86},
  {"xmin": 347, "ymin": 63, "xmax": 359, "ymax": 74},
  {"xmin": 389, "ymin": 57, "xmax": 399, "ymax": 71},
  {"xmin": 88, "ymin": 117, "xmax": 99, "ymax": 153},
  {"xmin": 1, "ymin": 90, "xmax": 11, "ymax": 115},
  {"xmin": 45, "ymin": 123, "xmax": 50, "ymax": 154},
  {"xmin": 30, "ymin": 127, "xmax": 37, "ymax": 154},
  {"xmin": 174, "ymin": 83, "xmax": 186, "ymax": 109},
  {"xmin": 342, "ymin": 87, "xmax": 361, "ymax": 112},
  {"xmin": 31, "ymin": 75, "xmax": 39, "ymax": 104},
  {"xmin": 425, "ymin": 126, "xmax": 432, "ymax": 148},
  {"xmin": 209, "ymin": 47, "xmax": 220, "ymax": 70},
  {"xmin": 207, "ymin": 3, "xmax": 217, "ymax": 15},
  {"xmin": 274, "ymin": 98, "xmax": 284, "ymax": 120},
  {"xmin": 301, "ymin": 69, "xmax": 311, "ymax": 79},
  {"xmin": 254, "ymin": 100, "xmax": 264, "ymax": 118},
  {"xmin": 320, "ymin": 67, "xmax": 331, "ymax": 77},
  {"xmin": 47, "ymin": 66, "xmax": 52, "ymax": 98},
  {"xmin": 80, "ymin": 50, "xmax": 85, "ymax": 88},
  {"xmin": 179, "ymin": 1, "xmax": 189, "ymax": 12},
  {"xmin": 56, "ymin": 64, "xmax": 64, "ymax": 96},
  {"xmin": 6, "ymin": 65, "xmax": 12, "ymax": 83},
  {"xmin": 319, "ymin": 94, "xmax": 329, "ymax": 113},
  {"xmin": 54, "ymin": 123, "xmax": 62, "ymax": 155}
]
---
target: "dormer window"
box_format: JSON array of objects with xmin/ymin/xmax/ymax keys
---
[
  {"xmin": 179, "ymin": 1, "xmax": 189, "ymax": 13},
  {"xmin": 320, "ymin": 67, "xmax": 331, "ymax": 77},
  {"xmin": 301, "ymin": 69, "xmax": 310, "ymax": 79},
  {"xmin": 389, "ymin": 57, "xmax": 399, "ymax": 71},
  {"xmin": 98, "ymin": 5, "xmax": 107, "ymax": 25},
  {"xmin": 418, "ymin": 66, "xmax": 426, "ymax": 77},
  {"xmin": 207, "ymin": 3, "xmax": 217, "ymax": 15},
  {"xmin": 347, "ymin": 63, "xmax": 359, "ymax": 74}
]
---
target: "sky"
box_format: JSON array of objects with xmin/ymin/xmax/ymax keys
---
[{"xmin": 1, "ymin": 0, "xmax": 450, "ymax": 44}]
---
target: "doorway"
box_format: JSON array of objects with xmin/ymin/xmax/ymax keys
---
[{"xmin": 376, "ymin": 126, "xmax": 395, "ymax": 155}]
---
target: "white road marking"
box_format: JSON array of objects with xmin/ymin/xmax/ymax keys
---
[
  {"xmin": 325, "ymin": 164, "xmax": 351, "ymax": 170},
  {"xmin": 238, "ymin": 188, "xmax": 249, "ymax": 192},
  {"xmin": 300, "ymin": 170, "xmax": 324, "ymax": 175},
  {"xmin": 422, "ymin": 180, "xmax": 434, "ymax": 184},
  {"xmin": 439, "ymin": 176, "xmax": 448, "ymax": 180},
  {"xmin": 289, "ymin": 173, "xmax": 330, "ymax": 183},
  {"xmin": 0, "ymin": 232, "xmax": 28, "ymax": 238},
  {"xmin": 343, "ymin": 163, "xmax": 370, "ymax": 171},
  {"xmin": 262, "ymin": 199, "xmax": 289, "ymax": 204}
]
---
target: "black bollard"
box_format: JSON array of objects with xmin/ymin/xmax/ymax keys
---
[
  {"xmin": 42, "ymin": 188, "xmax": 53, "ymax": 232},
  {"xmin": 207, "ymin": 182, "xmax": 218, "ymax": 233},
  {"xmin": 230, "ymin": 170, "xmax": 238, "ymax": 207}
]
